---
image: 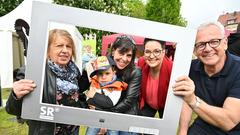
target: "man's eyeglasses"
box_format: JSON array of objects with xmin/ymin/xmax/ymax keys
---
[
  {"xmin": 144, "ymin": 49, "xmax": 162, "ymax": 57},
  {"xmin": 195, "ymin": 38, "xmax": 223, "ymax": 51}
]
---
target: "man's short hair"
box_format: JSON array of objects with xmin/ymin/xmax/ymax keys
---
[{"xmin": 197, "ymin": 21, "xmax": 225, "ymax": 38}]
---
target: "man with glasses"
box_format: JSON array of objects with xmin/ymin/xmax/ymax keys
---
[
  {"xmin": 174, "ymin": 21, "xmax": 240, "ymax": 135},
  {"xmin": 138, "ymin": 38, "xmax": 173, "ymax": 118}
]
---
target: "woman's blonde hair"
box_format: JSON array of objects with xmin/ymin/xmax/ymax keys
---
[{"xmin": 48, "ymin": 29, "xmax": 76, "ymax": 60}]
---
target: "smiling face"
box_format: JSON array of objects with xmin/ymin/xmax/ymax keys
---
[
  {"xmin": 47, "ymin": 29, "xmax": 74, "ymax": 67},
  {"xmin": 144, "ymin": 40, "xmax": 165, "ymax": 69},
  {"xmin": 112, "ymin": 48, "xmax": 133, "ymax": 70},
  {"xmin": 110, "ymin": 35, "xmax": 136, "ymax": 70},
  {"xmin": 195, "ymin": 24, "xmax": 227, "ymax": 69}
]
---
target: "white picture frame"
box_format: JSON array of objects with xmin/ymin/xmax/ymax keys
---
[{"xmin": 22, "ymin": 1, "xmax": 196, "ymax": 134}]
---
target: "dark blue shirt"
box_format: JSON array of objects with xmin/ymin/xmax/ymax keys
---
[{"xmin": 188, "ymin": 52, "xmax": 240, "ymax": 135}]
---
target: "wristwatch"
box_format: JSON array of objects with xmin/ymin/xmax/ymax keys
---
[{"xmin": 189, "ymin": 96, "xmax": 201, "ymax": 110}]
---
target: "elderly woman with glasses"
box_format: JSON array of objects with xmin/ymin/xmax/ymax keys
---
[{"xmin": 138, "ymin": 38, "xmax": 173, "ymax": 118}]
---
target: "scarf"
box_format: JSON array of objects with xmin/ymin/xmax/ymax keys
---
[
  {"xmin": 138, "ymin": 56, "xmax": 172, "ymax": 109},
  {"xmin": 48, "ymin": 59, "xmax": 80, "ymax": 135},
  {"xmin": 48, "ymin": 59, "xmax": 79, "ymax": 95}
]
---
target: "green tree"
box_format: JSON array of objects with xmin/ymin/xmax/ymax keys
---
[
  {"xmin": 0, "ymin": 0, "xmax": 24, "ymax": 16},
  {"xmin": 145, "ymin": 0, "xmax": 187, "ymax": 26},
  {"xmin": 54, "ymin": 0, "xmax": 131, "ymax": 55},
  {"xmin": 124, "ymin": 0, "xmax": 146, "ymax": 19},
  {"xmin": 54, "ymin": 0, "xmax": 128, "ymax": 15}
]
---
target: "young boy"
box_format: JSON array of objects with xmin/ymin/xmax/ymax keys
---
[{"xmin": 85, "ymin": 56, "xmax": 128, "ymax": 135}]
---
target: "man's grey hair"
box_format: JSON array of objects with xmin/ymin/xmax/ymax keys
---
[{"xmin": 197, "ymin": 21, "xmax": 225, "ymax": 38}]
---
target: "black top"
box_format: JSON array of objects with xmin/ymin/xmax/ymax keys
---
[
  {"xmin": 188, "ymin": 52, "xmax": 240, "ymax": 135},
  {"xmin": 228, "ymin": 32, "xmax": 240, "ymax": 57}
]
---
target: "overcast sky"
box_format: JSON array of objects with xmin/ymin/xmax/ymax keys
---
[{"xmin": 180, "ymin": 0, "xmax": 240, "ymax": 28}]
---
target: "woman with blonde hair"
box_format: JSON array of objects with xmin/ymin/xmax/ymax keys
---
[{"xmin": 6, "ymin": 29, "xmax": 90, "ymax": 135}]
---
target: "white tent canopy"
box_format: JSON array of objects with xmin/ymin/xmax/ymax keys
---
[
  {"xmin": 0, "ymin": 0, "xmax": 83, "ymax": 88},
  {"xmin": 0, "ymin": 0, "xmax": 49, "ymax": 88},
  {"xmin": 0, "ymin": 0, "xmax": 52, "ymax": 31}
]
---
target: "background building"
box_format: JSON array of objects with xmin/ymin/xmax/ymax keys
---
[{"xmin": 218, "ymin": 11, "xmax": 240, "ymax": 32}]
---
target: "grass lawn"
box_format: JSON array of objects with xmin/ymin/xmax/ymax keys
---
[
  {"xmin": 0, "ymin": 108, "xmax": 28, "ymax": 135},
  {"xmin": 0, "ymin": 88, "xmax": 87, "ymax": 135},
  {"xmin": 2, "ymin": 88, "xmax": 11, "ymax": 99},
  {"xmin": 0, "ymin": 88, "xmax": 28, "ymax": 135}
]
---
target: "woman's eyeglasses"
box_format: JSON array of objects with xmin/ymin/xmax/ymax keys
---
[
  {"xmin": 144, "ymin": 49, "xmax": 162, "ymax": 57},
  {"xmin": 195, "ymin": 38, "xmax": 223, "ymax": 51}
]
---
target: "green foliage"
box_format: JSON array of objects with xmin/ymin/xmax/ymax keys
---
[
  {"xmin": 145, "ymin": 0, "xmax": 187, "ymax": 26},
  {"xmin": 54, "ymin": 0, "xmax": 127, "ymax": 15},
  {"xmin": 53, "ymin": 0, "xmax": 127, "ymax": 55},
  {"xmin": 124, "ymin": 0, "xmax": 146, "ymax": 19},
  {"xmin": 0, "ymin": 0, "xmax": 186, "ymax": 54},
  {"xmin": 52, "ymin": 0, "xmax": 185, "ymax": 53},
  {"xmin": 0, "ymin": 0, "xmax": 24, "ymax": 17},
  {"xmin": 53, "ymin": 0, "xmax": 144, "ymax": 55}
]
